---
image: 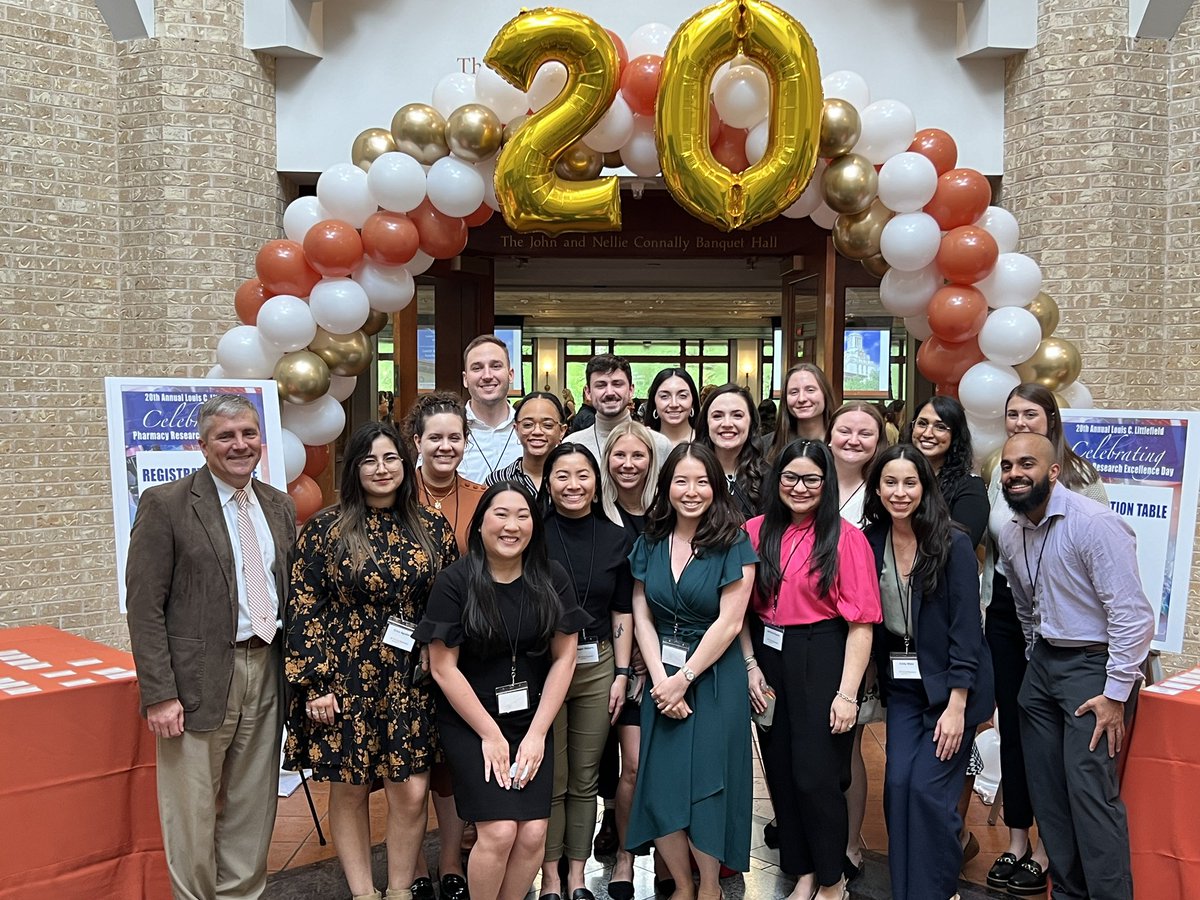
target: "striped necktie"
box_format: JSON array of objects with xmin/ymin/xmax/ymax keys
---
[{"xmin": 234, "ymin": 488, "xmax": 276, "ymax": 643}]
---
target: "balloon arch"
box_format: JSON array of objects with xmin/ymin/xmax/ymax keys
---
[{"xmin": 212, "ymin": 0, "xmax": 1092, "ymax": 522}]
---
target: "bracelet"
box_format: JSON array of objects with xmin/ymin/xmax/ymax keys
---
[
  {"xmin": 614, "ymin": 666, "xmax": 634, "ymax": 678},
  {"xmin": 744, "ymin": 656, "xmax": 758, "ymax": 670},
  {"xmin": 835, "ymin": 690, "xmax": 859, "ymax": 706}
]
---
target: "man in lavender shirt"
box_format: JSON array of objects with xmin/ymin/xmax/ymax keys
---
[{"xmin": 997, "ymin": 432, "xmax": 1154, "ymax": 900}]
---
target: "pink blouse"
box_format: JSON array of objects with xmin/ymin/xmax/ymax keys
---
[{"xmin": 745, "ymin": 515, "xmax": 882, "ymax": 626}]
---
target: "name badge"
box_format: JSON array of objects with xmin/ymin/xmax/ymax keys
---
[
  {"xmin": 890, "ymin": 652, "xmax": 922, "ymax": 680},
  {"xmin": 762, "ymin": 625, "xmax": 785, "ymax": 651},
  {"xmin": 661, "ymin": 637, "xmax": 689, "ymax": 669},
  {"xmin": 382, "ymin": 616, "xmax": 416, "ymax": 652},
  {"xmin": 496, "ymin": 682, "xmax": 530, "ymax": 715},
  {"xmin": 576, "ymin": 641, "xmax": 600, "ymax": 665}
]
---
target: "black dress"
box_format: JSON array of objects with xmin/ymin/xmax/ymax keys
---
[{"xmin": 416, "ymin": 558, "xmax": 589, "ymax": 821}]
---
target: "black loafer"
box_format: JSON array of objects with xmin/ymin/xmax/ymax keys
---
[
  {"xmin": 762, "ymin": 820, "xmax": 779, "ymax": 850},
  {"xmin": 441, "ymin": 873, "xmax": 469, "ymax": 900},
  {"xmin": 986, "ymin": 848, "xmax": 1027, "ymax": 889},
  {"xmin": 538, "ymin": 894, "xmax": 561, "ymax": 900},
  {"xmin": 1007, "ymin": 858, "xmax": 1048, "ymax": 896},
  {"xmin": 654, "ymin": 878, "xmax": 676, "ymax": 896},
  {"xmin": 570, "ymin": 890, "xmax": 596, "ymax": 900},
  {"xmin": 608, "ymin": 881, "xmax": 634, "ymax": 900},
  {"xmin": 843, "ymin": 855, "xmax": 862, "ymax": 883},
  {"xmin": 411, "ymin": 877, "xmax": 435, "ymax": 900}
]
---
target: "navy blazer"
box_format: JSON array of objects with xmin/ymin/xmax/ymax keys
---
[{"xmin": 864, "ymin": 525, "xmax": 994, "ymax": 730}]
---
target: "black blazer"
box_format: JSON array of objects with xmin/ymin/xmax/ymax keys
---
[{"xmin": 864, "ymin": 525, "xmax": 994, "ymax": 729}]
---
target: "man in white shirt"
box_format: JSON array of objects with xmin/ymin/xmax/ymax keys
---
[
  {"xmin": 458, "ymin": 334, "xmax": 521, "ymax": 483},
  {"xmin": 571, "ymin": 354, "xmax": 673, "ymax": 474}
]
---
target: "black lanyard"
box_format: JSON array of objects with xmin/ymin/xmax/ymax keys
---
[
  {"xmin": 771, "ymin": 522, "xmax": 813, "ymax": 623},
  {"xmin": 497, "ymin": 581, "xmax": 525, "ymax": 686},
  {"xmin": 553, "ymin": 515, "xmax": 597, "ymax": 637},
  {"xmin": 668, "ymin": 532, "xmax": 696, "ymax": 638},
  {"xmin": 888, "ymin": 530, "xmax": 915, "ymax": 652},
  {"xmin": 472, "ymin": 424, "xmax": 516, "ymax": 477},
  {"xmin": 839, "ymin": 480, "xmax": 864, "ymax": 512},
  {"xmin": 1023, "ymin": 519, "xmax": 1056, "ymax": 605}
]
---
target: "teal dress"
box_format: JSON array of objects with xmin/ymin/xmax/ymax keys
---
[{"xmin": 625, "ymin": 531, "xmax": 757, "ymax": 869}]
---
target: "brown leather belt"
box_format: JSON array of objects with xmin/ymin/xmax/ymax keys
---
[{"xmin": 233, "ymin": 635, "xmax": 274, "ymax": 650}]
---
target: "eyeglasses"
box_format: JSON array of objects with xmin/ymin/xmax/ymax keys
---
[
  {"xmin": 913, "ymin": 418, "xmax": 952, "ymax": 435},
  {"xmin": 517, "ymin": 417, "xmax": 561, "ymax": 432},
  {"xmin": 359, "ymin": 454, "xmax": 404, "ymax": 472},
  {"xmin": 779, "ymin": 471, "xmax": 825, "ymax": 489}
]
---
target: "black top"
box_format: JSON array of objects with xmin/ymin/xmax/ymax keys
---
[
  {"xmin": 544, "ymin": 509, "xmax": 634, "ymax": 641},
  {"xmin": 940, "ymin": 473, "xmax": 989, "ymax": 548},
  {"xmin": 616, "ymin": 504, "xmax": 647, "ymax": 537}
]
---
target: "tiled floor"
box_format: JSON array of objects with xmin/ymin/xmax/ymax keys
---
[{"xmin": 268, "ymin": 723, "xmax": 1022, "ymax": 897}]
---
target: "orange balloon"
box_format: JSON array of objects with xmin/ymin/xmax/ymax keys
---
[
  {"xmin": 234, "ymin": 277, "xmax": 270, "ymax": 325},
  {"xmin": 916, "ymin": 335, "xmax": 985, "ymax": 385},
  {"xmin": 361, "ymin": 212, "xmax": 419, "ymax": 266},
  {"xmin": 712, "ymin": 124, "xmax": 749, "ymax": 174},
  {"xmin": 937, "ymin": 225, "xmax": 999, "ymax": 284},
  {"xmin": 303, "ymin": 443, "xmax": 330, "ymax": 479},
  {"xmin": 708, "ymin": 101, "xmax": 721, "ymax": 149},
  {"xmin": 620, "ymin": 54, "xmax": 662, "ymax": 118},
  {"xmin": 410, "ymin": 199, "xmax": 468, "ymax": 259},
  {"xmin": 927, "ymin": 285, "xmax": 989, "ymax": 343},
  {"xmin": 908, "ymin": 128, "xmax": 958, "ymax": 176},
  {"xmin": 464, "ymin": 203, "xmax": 495, "ymax": 228},
  {"xmin": 287, "ymin": 473, "xmax": 324, "ymax": 524},
  {"xmin": 606, "ymin": 29, "xmax": 628, "ymax": 74},
  {"xmin": 935, "ymin": 382, "xmax": 960, "ymax": 400},
  {"xmin": 303, "ymin": 219, "xmax": 364, "ymax": 278},
  {"xmin": 924, "ymin": 168, "xmax": 992, "ymax": 231},
  {"xmin": 255, "ymin": 240, "xmax": 322, "ymax": 298}
]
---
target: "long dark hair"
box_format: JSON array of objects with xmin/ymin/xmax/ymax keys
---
[
  {"xmin": 1006, "ymin": 383, "xmax": 1101, "ymax": 491},
  {"xmin": 769, "ymin": 363, "xmax": 836, "ymax": 461},
  {"xmin": 335, "ymin": 422, "xmax": 443, "ymax": 575},
  {"xmin": 757, "ymin": 439, "xmax": 842, "ymax": 599},
  {"xmin": 645, "ymin": 367, "xmax": 699, "ymax": 432},
  {"xmin": 862, "ymin": 444, "xmax": 953, "ymax": 594},
  {"xmin": 644, "ymin": 443, "xmax": 746, "ymax": 554},
  {"xmin": 461, "ymin": 481, "xmax": 560, "ymax": 649},
  {"xmin": 903, "ymin": 395, "xmax": 974, "ymax": 495},
  {"xmin": 539, "ymin": 442, "xmax": 603, "ymax": 515},
  {"xmin": 695, "ymin": 383, "xmax": 767, "ymax": 511}
]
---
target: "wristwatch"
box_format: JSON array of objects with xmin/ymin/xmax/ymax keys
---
[
  {"xmin": 614, "ymin": 666, "xmax": 634, "ymax": 678},
  {"xmin": 682, "ymin": 666, "xmax": 696, "ymax": 682}
]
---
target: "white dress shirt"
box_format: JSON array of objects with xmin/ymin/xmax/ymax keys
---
[{"xmin": 211, "ymin": 473, "xmax": 281, "ymax": 641}]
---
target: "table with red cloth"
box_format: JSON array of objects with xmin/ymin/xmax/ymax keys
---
[
  {"xmin": 1124, "ymin": 665, "xmax": 1200, "ymax": 900},
  {"xmin": 0, "ymin": 625, "xmax": 169, "ymax": 899}
]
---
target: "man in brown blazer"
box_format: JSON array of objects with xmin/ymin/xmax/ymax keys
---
[{"xmin": 127, "ymin": 393, "xmax": 297, "ymax": 900}]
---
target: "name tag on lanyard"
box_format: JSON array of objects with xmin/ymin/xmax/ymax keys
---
[
  {"xmin": 661, "ymin": 637, "xmax": 689, "ymax": 669},
  {"xmin": 496, "ymin": 682, "xmax": 530, "ymax": 714},
  {"xmin": 762, "ymin": 625, "xmax": 785, "ymax": 651},
  {"xmin": 382, "ymin": 616, "xmax": 416, "ymax": 652},
  {"xmin": 576, "ymin": 640, "xmax": 600, "ymax": 665},
  {"xmin": 890, "ymin": 652, "xmax": 921, "ymax": 680}
]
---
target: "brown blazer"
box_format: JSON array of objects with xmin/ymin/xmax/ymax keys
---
[{"xmin": 126, "ymin": 467, "xmax": 297, "ymax": 732}]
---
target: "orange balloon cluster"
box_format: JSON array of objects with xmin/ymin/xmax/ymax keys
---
[
  {"xmin": 410, "ymin": 199, "xmax": 469, "ymax": 259},
  {"xmin": 712, "ymin": 124, "xmax": 750, "ymax": 174},
  {"xmin": 234, "ymin": 277, "xmax": 270, "ymax": 325},
  {"xmin": 908, "ymin": 128, "xmax": 957, "ymax": 176},
  {"xmin": 362, "ymin": 212, "xmax": 420, "ymax": 266},
  {"xmin": 255, "ymin": 240, "xmax": 322, "ymax": 298},
  {"xmin": 927, "ymin": 285, "xmax": 988, "ymax": 342},
  {"xmin": 937, "ymin": 226, "xmax": 998, "ymax": 284},
  {"xmin": 621, "ymin": 54, "xmax": 662, "ymax": 117},
  {"xmin": 303, "ymin": 220, "xmax": 364, "ymax": 277},
  {"xmin": 288, "ymin": 473, "xmax": 324, "ymax": 524},
  {"xmin": 925, "ymin": 168, "xmax": 992, "ymax": 231},
  {"xmin": 303, "ymin": 443, "xmax": 329, "ymax": 479},
  {"xmin": 916, "ymin": 335, "xmax": 986, "ymax": 385}
]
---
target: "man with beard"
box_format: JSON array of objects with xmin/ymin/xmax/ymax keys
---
[
  {"xmin": 996, "ymin": 432, "xmax": 1153, "ymax": 900},
  {"xmin": 570, "ymin": 353, "xmax": 673, "ymax": 476}
]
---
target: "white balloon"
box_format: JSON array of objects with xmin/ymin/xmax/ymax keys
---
[
  {"xmin": 353, "ymin": 261, "xmax": 415, "ymax": 313},
  {"xmin": 713, "ymin": 64, "xmax": 769, "ymax": 129},
  {"xmin": 627, "ymin": 22, "xmax": 673, "ymax": 59},
  {"xmin": 475, "ymin": 65, "xmax": 528, "ymax": 123},
  {"xmin": 966, "ymin": 410, "xmax": 1009, "ymax": 459},
  {"xmin": 328, "ymin": 374, "xmax": 358, "ymax": 403},
  {"xmin": 977, "ymin": 253, "xmax": 1043, "ymax": 309},
  {"xmin": 432, "ymin": 73, "xmax": 476, "ymax": 119},
  {"xmin": 809, "ymin": 203, "xmax": 838, "ymax": 230},
  {"xmin": 406, "ymin": 249, "xmax": 435, "ymax": 277},
  {"xmin": 257, "ymin": 294, "xmax": 317, "ymax": 352},
  {"xmin": 821, "ymin": 70, "xmax": 870, "ymax": 112},
  {"xmin": 316, "ymin": 163, "xmax": 377, "ymax": 228},
  {"xmin": 620, "ymin": 114, "xmax": 660, "ymax": 177},
  {"xmin": 528, "ymin": 62, "xmax": 567, "ymax": 112},
  {"xmin": 207, "ymin": 364, "xmax": 227, "ymax": 379},
  {"xmin": 426, "ymin": 156, "xmax": 485, "ymax": 218},
  {"xmin": 854, "ymin": 99, "xmax": 916, "ymax": 166},
  {"xmin": 216, "ymin": 325, "xmax": 282, "ymax": 379},
  {"xmin": 904, "ymin": 315, "xmax": 934, "ymax": 341},
  {"xmin": 978, "ymin": 307, "xmax": 1042, "ymax": 366},
  {"xmin": 283, "ymin": 196, "xmax": 329, "ymax": 244},
  {"xmin": 959, "ymin": 360, "xmax": 1021, "ymax": 419},
  {"xmin": 877, "ymin": 152, "xmax": 938, "ymax": 213},
  {"xmin": 880, "ymin": 262, "xmax": 941, "ymax": 317},
  {"xmin": 880, "ymin": 212, "xmax": 942, "ymax": 272},
  {"xmin": 475, "ymin": 157, "xmax": 499, "ymax": 211},
  {"xmin": 367, "ymin": 152, "xmax": 426, "ymax": 213},
  {"xmin": 1058, "ymin": 380, "xmax": 1094, "ymax": 409},
  {"xmin": 281, "ymin": 428, "xmax": 307, "ymax": 484},
  {"xmin": 281, "ymin": 394, "xmax": 346, "ymax": 446},
  {"xmin": 309, "ymin": 278, "xmax": 370, "ymax": 335},
  {"xmin": 582, "ymin": 95, "xmax": 635, "ymax": 153},
  {"xmin": 745, "ymin": 117, "xmax": 770, "ymax": 166},
  {"xmin": 781, "ymin": 160, "xmax": 826, "ymax": 218},
  {"xmin": 976, "ymin": 206, "xmax": 1020, "ymax": 254}
]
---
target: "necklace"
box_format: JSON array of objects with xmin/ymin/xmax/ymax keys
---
[{"xmin": 423, "ymin": 473, "xmax": 458, "ymax": 510}]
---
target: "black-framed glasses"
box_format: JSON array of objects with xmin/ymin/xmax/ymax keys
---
[{"xmin": 779, "ymin": 471, "xmax": 824, "ymax": 489}]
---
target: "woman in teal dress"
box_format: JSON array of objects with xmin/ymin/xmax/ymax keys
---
[{"xmin": 626, "ymin": 442, "xmax": 758, "ymax": 900}]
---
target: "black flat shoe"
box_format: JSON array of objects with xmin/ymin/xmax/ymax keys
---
[
  {"xmin": 843, "ymin": 855, "xmax": 862, "ymax": 882},
  {"xmin": 1007, "ymin": 858, "xmax": 1048, "ymax": 896},
  {"xmin": 654, "ymin": 878, "xmax": 676, "ymax": 896},
  {"xmin": 593, "ymin": 808, "xmax": 618, "ymax": 855},
  {"xmin": 607, "ymin": 882, "xmax": 634, "ymax": 900},
  {"xmin": 986, "ymin": 847, "xmax": 1030, "ymax": 889},
  {"xmin": 441, "ymin": 873, "xmax": 469, "ymax": 900},
  {"xmin": 411, "ymin": 877, "xmax": 435, "ymax": 900},
  {"xmin": 762, "ymin": 819, "xmax": 779, "ymax": 850},
  {"xmin": 538, "ymin": 894, "xmax": 561, "ymax": 900},
  {"xmin": 570, "ymin": 890, "xmax": 596, "ymax": 900}
]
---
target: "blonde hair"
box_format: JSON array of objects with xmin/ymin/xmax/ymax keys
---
[{"xmin": 600, "ymin": 420, "xmax": 658, "ymax": 525}]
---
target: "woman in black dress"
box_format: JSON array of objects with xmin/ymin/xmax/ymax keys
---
[
  {"xmin": 417, "ymin": 483, "xmax": 588, "ymax": 900},
  {"xmin": 695, "ymin": 383, "xmax": 768, "ymax": 520},
  {"xmin": 286, "ymin": 421, "xmax": 457, "ymax": 900}
]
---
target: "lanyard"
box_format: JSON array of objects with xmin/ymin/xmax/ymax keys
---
[
  {"xmin": 497, "ymin": 581, "xmax": 526, "ymax": 686},
  {"xmin": 472, "ymin": 424, "xmax": 516, "ymax": 477},
  {"xmin": 553, "ymin": 514, "xmax": 597, "ymax": 637},
  {"xmin": 668, "ymin": 532, "xmax": 696, "ymax": 638},
  {"xmin": 888, "ymin": 530, "xmax": 915, "ymax": 653},
  {"xmin": 1022, "ymin": 519, "xmax": 1056, "ymax": 605},
  {"xmin": 771, "ymin": 522, "xmax": 813, "ymax": 624},
  {"xmin": 839, "ymin": 480, "xmax": 864, "ymax": 513}
]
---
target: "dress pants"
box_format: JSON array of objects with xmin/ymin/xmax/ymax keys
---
[
  {"xmin": 883, "ymin": 678, "xmax": 974, "ymax": 900},
  {"xmin": 1018, "ymin": 641, "xmax": 1137, "ymax": 900},
  {"xmin": 984, "ymin": 575, "xmax": 1034, "ymax": 829},
  {"xmin": 156, "ymin": 641, "xmax": 283, "ymax": 900}
]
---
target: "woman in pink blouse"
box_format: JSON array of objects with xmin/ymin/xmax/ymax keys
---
[{"xmin": 740, "ymin": 439, "xmax": 882, "ymax": 900}]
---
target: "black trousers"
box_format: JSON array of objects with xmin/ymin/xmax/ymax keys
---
[
  {"xmin": 984, "ymin": 574, "xmax": 1035, "ymax": 829},
  {"xmin": 754, "ymin": 618, "xmax": 852, "ymax": 886}
]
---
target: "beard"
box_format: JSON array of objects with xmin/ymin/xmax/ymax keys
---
[{"xmin": 1003, "ymin": 473, "xmax": 1053, "ymax": 515}]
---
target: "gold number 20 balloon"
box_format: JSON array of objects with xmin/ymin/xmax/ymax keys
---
[
  {"xmin": 484, "ymin": 8, "xmax": 621, "ymax": 234},
  {"xmin": 658, "ymin": 0, "xmax": 822, "ymax": 231}
]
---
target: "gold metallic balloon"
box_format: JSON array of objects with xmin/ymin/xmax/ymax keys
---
[
  {"xmin": 503, "ymin": 114, "xmax": 529, "ymax": 145},
  {"xmin": 485, "ymin": 9, "xmax": 621, "ymax": 233},
  {"xmin": 862, "ymin": 254, "xmax": 890, "ymax": 278},
  {"xmin": 832, "ymin": 199, "xmax": 894, "ymax": 261},
  {"xmin": 819, "ymin": 99, "xmax": 861, "ymax": 159},
  {"xmin": 362, "ymin": 309, "xmax": 390, "ymax": 336},
  {"xmin": 351, "ymin": 128, "xmax": 397, "ymax": 172},
  {"xmin": 1025, "ymin": 291, "xmax": 1060, "ymax": 339},
  {"xmin": 1053, "ymin": 391, "xmax": 1072, "ymax": 411},
  {"xmin": 555, "ymin": 140, "xmax": 604, "ymax": 180},
  {"xmin": 274, "ymin": 351, "xmax": 332, "ymax": 405},
  {"xmin": 446, "ymin": 103, "xmax": 503, "ymax": 163},
  {"xmin": 390, "ymin": 104, "xmax": 450, "ymax": 165},
  {"xmin": 657, "ymin": 0, "xmax": 822, "ymax": 231},
  {"xmin": 309, "ymin": 328, "xmax": 374, "ymax": 377},
  {"xmin": 980, "ymin": 447, "xmax": 1002, "ymax": 483},
  {"xmin": 1015, "ymin": 337, "xmax": 1082, "ymax": 392},
  {"xmin": 822, "ymin": 153, "xmax": 878, "ymax": 215}
]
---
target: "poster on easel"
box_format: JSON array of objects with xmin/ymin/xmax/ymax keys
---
[
  {"xmin": 104, "ymin": 377, "xmax": 285, "ymax": 611},
  {"xmin": 1061, "ymin": 409, "xmax": 1200, "ymax": 653}
]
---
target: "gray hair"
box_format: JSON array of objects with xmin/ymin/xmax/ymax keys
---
[
  {"xmin": 600, "ymin": 420, "xmax": 658, "ymax": 524},
  {"xmin": 198, "ymin": 394, "xmax": 260, "ymax": 441}
]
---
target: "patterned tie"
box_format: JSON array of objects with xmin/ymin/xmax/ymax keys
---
[{"xmin": 234, "ymin": 488, "xmax": 277, "ymax": 643}]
